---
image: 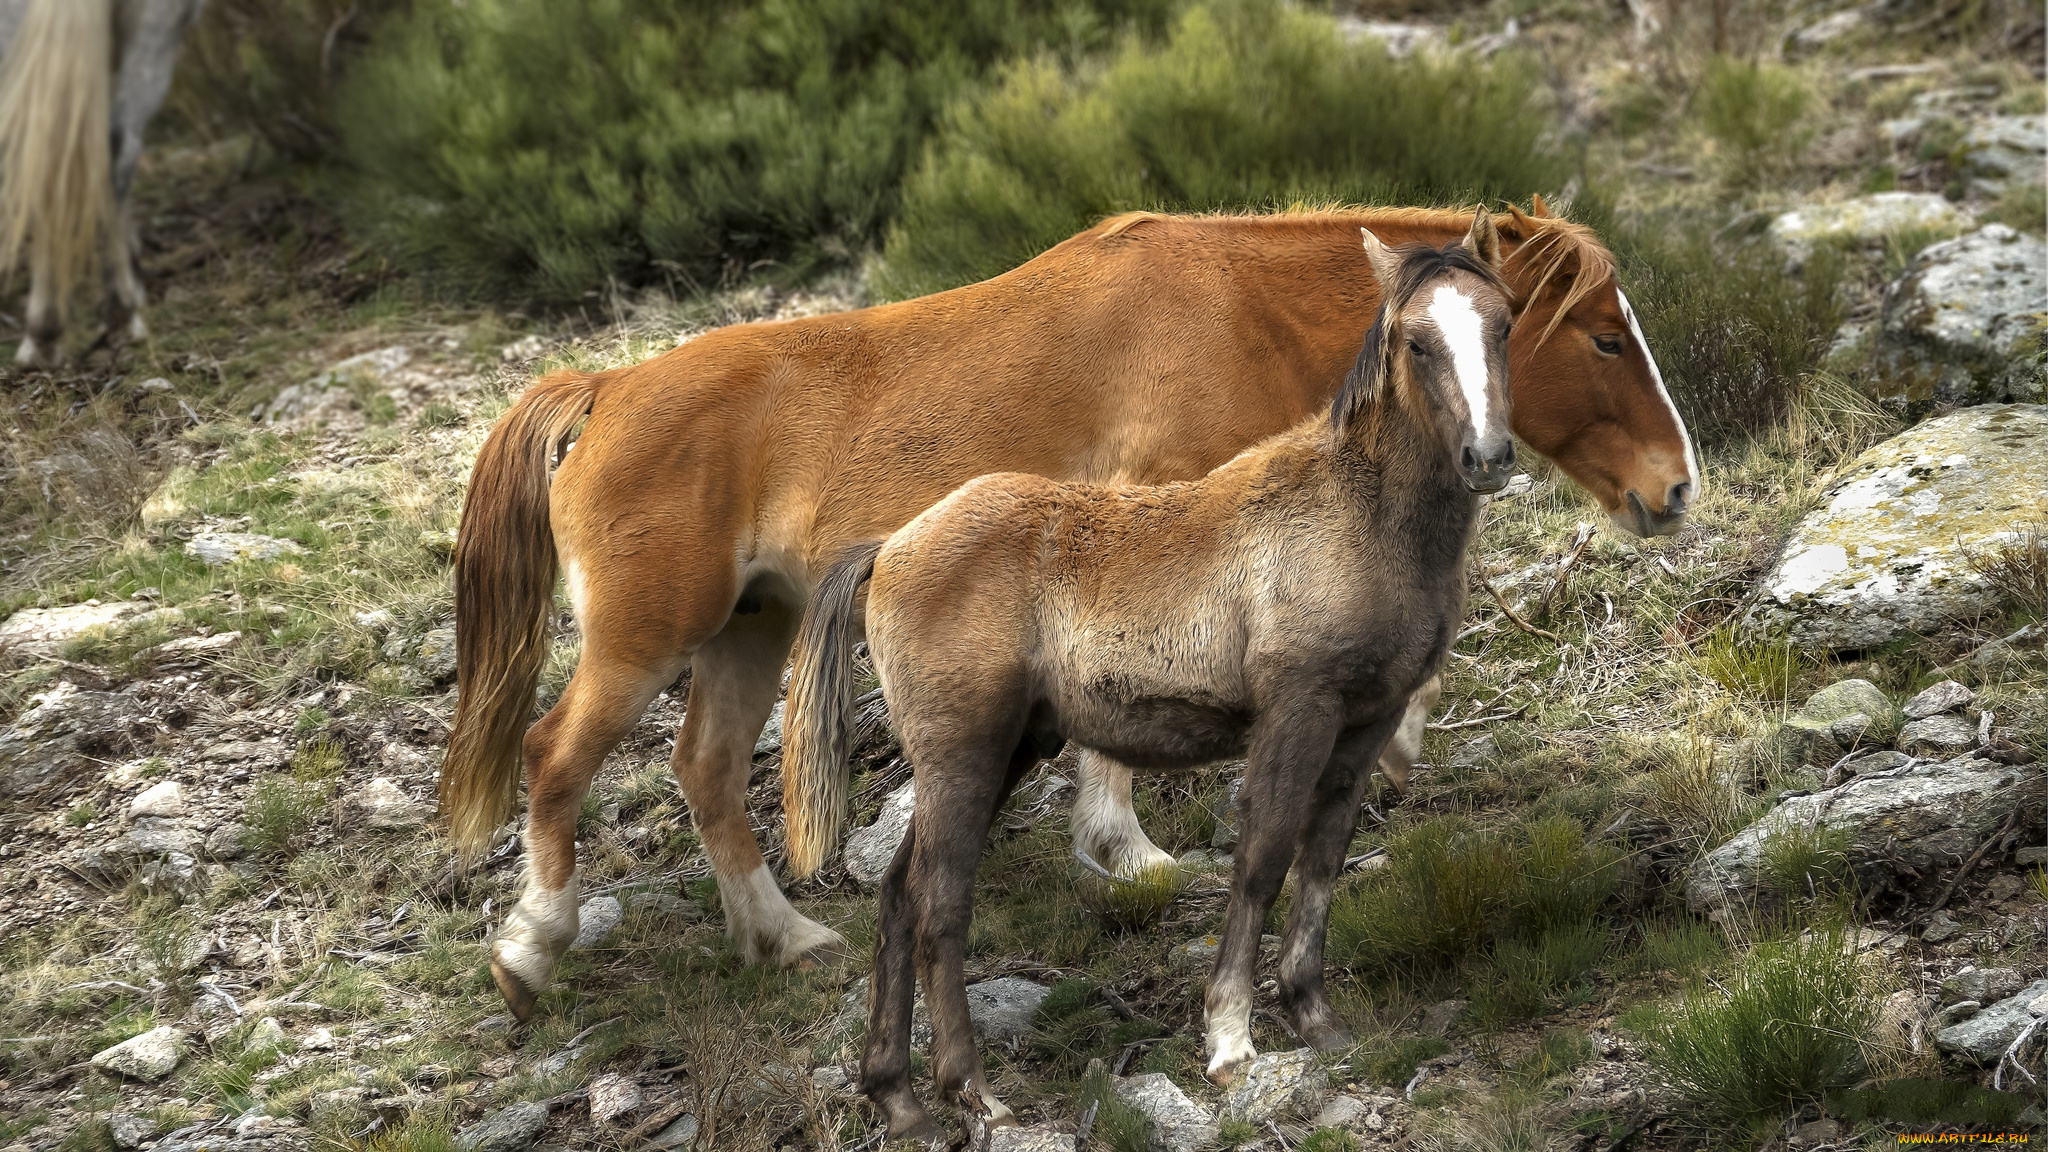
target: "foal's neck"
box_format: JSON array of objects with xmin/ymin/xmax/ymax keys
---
[{"xmin": 1336, "ymin": 395, "xmax": 1480, "ymax": 556}]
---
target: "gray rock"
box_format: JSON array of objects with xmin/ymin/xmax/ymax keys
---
[
  {"xmin": 646, "ymin": 1114, "xmax": 698, "ymax": 1150},
  {"xmin": 0, "ymin": 600, "xmax": 140, "ymax": 658},
  {"xmin": 1899, "ymin": 715, "xmax": 1979, "ymax": 757},
  {"xmin": 361, "ymin": 776, "xmax": 431, "ymax": 829},
  {"xmin": 1223, "ymin": 1047, "xmax": 1328, "ymax": 1122},
  {"xmin": 1110, "ymin": 1073, "xmax": 1218, "ymax": 1152},
  {"xmin": 414, "ymin": 627, "xmax": 458, "ymax": 683},
  {"xmin": 626, "ymin": 892, "xmax": 700, "ymax": 919},
  {"xmin": 1944, "ymin": 967, "xmax": 2025, "ymax": 1004},
  {"xmin": 130, "ymin": 779, "xmax": 184, "ymax": 818},
  {"xmin": 90, "ymin": 1025, "xmax": 188, "ymax": 1081},
  {"xmin": 1176, "ymin": 849, "xmax": 1231, "ymax": 874},
  {"xmin": 246, "ymin": 1016, "xmax": 287, "ymax": 1053},
  {"xmin": 1805, "ymin": 679, "xmax": 1894, "ymax": 724},
  {"xmin": 1956, "ymin": 115, "xmax": 2046, "ymax": 197},
  {"xmin": 206, "ymin": 822, "xmax": 249, "ymax": 860},
  {"xmin": 1770, "ymin": 680, "xmax": 1894, "ymax": 764},
  {"xmin": 1767, "ymin": 193, "xmax": 1971, "ymax": 272},
  {"xmin": 1169, "ymin": 934, "xmax": 1222, "ymax": 971},
  {"xmin": 1843, "ymin": 750, "xmax": 1913, "ymax": 776},
  {"xmin": 753, "ymin": 700, "xmax": 785, "ymax": 757},
  {"xmin": 108, "ymin": 1113, "xmax": 157, "ymax": 1149},
  {"xmin": 1828, "ymin": 712, "xmax": 1873, "ymax": 747},
  {"xmin": 965, "ymin": 977, "xmax": 1053, "ymax": 1043},
  {"xmin": 1922, "ymin": 909, "xmax": 1963, "ymax": 943},
  {"xmin": 1686, "ymin": 755, "xmax": 2031, "ymax": 912},
  {"xmin": 138, "ymin": 851, "xmax": 207, "ymax": 897},
  {"xmin": 187, "ymin": 532, "xmax": 306, "ymax": 566},
  {"xmin": 587, "ymin": 1073, "xmax": 643, "ymax": 1124},
  {"xmin": 0, "ymin": 682, "xmax": 155, "ymax": 797},
  {"xmin": 153, "ymin": 1134, "xmax": 306, "ymax": 1152},
  {"xmin": 845, "ymin": 779, "xmax": 916, "ymax": 886},
  {"xmin": 811, "ymin": 1064, "xmax": 850, "ymax": 1092},
  {"xmin": 572, "ymin": 896, "xmax": 623, "ymax": 949},
  {"xmin": 1448, "ymin": 735, "xmax": 1497, "ymax": 772},
  {"xmin": 1935, "ymin": 978, "xmax": 2048, "ymax": 1063},
  {"xmin": 1421, "ymin": 999, "xmax": 1468, "ymax": 1037},
  {"xmin": 1904, "ymin": 680, "xmax": 1975, "ymax": 719},
  {"xmin": 1314, "ymin": 1094, "xmax": 1371, "ymax": 1130},
  {"xmin": 1741, "ymin": 405, "xmax": 2048, "ymax": 649},
  {"xmin": 1869, "ymin": 227, "xmax": 2047, "ymax": 409},
  {"xmin": 988, "ymin": 1126, "xmax": 1077, "ymax": 1152},
  {"xmin": 455, "ymin": 1102, "xmax": 551, "ymax": 1152},
  {"xmin": 1937, "ymin": 999, "xmax": 1981, "ymax": 1026},
  {"xmin": 1211, "ymin": 774, "xmax": 1246, "ymax": 849}
]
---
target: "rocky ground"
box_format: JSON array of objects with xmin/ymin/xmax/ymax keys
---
[{"xmin": 1, "ymin": 3, "xmax": 2046, "ymax": 1151}]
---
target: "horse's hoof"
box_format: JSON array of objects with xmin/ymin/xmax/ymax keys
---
[
  {"xmin": 1205, "ymin": 1056, "xmax": 1245, "ymax": 1087},
  {"xmin": 490, "ymin": 959, "xmax": 541, "ymax": 1023},
  {"xmin": 792, "ymin": 936, "xmax": 853, "ymax": 971},
  {"xmin": 887, "ymin": 1113, "xmax": 943, "ymax": 1144}
]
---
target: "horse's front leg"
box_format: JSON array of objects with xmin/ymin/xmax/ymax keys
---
[
  {"xmin": 1376, "ymin": 676, "xmax": 1440, "ymax": 794},
  {"xmin": 1204, "ymin": 697, "xmax": 1343, "ymax": 1084}
]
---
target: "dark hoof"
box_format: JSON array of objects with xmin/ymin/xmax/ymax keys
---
[{"xmin": 490, "ymin": 960, "xmax": 540, "ymax": 1023}]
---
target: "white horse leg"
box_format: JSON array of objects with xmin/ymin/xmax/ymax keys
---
[
  {"xmin": 1072, "ymin": 748, "xmax": 1177, "ymax": 877},
  {"xmin": 14, "ymin": 259, "xmax": 60, "ymax": 367},
  {"xmin": 1377, "ymin": 675, "xmax": 1441, "ymax": 794}
]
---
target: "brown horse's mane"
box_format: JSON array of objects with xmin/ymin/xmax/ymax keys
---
[{"xmin": 1092, "ymin": 203, "xmax": 1615, "ymax": 347}]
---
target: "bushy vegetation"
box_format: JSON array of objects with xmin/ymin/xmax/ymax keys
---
[
  {"xmin": 333, "ymin": 0, "xmax": 1174, "ymax": 301},
  {"xmin": 171, "ymin": 0, "xmax": 406, "ymax": 160},
  {"xmin": 875, "ymin": 0, "xmax": 1566, "ymax": 297}
]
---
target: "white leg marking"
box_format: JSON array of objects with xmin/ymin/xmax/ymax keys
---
[
  {"xmin": 1205, "ymin": 988, "xmax": 1258, "ymax": 1079},
  {"xmin": 1617, "ymin": 288, "xmax": 1701, "ymax": 495},
  {"xmin": 563, "ymin": 556, "xmax": 590, "ymax": 629},
  {"xmin": 1072, "ymin": 749, "xmax": 1177, "ymax": 877},
  {"xmin": 492, "ymin": 864, "xmax": 581, "ymax": 993},
  {"xmin": 1426, "ymin": 284, "xmax": 1502, "ymax": 442},
  {"xmin": 721, "ymin": 862, "xmax": 847, "ymax": 966}
]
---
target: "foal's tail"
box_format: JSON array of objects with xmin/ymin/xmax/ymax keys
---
[
  {"xmin": 440, "ymin": 371, "xmax": 600, "ymax": 862},
  {"xmin": 783, "ymin": 539, "xmax": 884, "ymax": 878},
  {"xmin": 0, "ymin": 0, "xmax": 114, "ymax": 307}
]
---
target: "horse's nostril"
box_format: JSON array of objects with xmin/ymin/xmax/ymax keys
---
[
  {"xmin": 1461, "ymin": 445, "xmax": 1479, "ymax": 472},
  {"xmin": 1499, "ymin": 443, "xmax": 1517, "ymax": 471},
  {"xmin": 1667, "ymin": 481, "xmax": 1692, "ymax": 514}
]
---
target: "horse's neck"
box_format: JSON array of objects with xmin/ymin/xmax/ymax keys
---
[{"xmin": 1339, "ymin": 402, "xmax": 1478, "ymax": 566}]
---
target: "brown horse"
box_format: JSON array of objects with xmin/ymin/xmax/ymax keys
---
[
  {"xmin": 815, "ymin": 217, "xmax": 1513, "ymax": 1140},
  {"xmin": 444, "ymin": 201, "xmax": 1696, "ymax": 1021}
]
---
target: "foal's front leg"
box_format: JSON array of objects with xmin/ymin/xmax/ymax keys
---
[
  {"xmin": 1204, "ymin": 701, "xmax": 1343, "ymax": 1084},
  {"xmin": 1277, "ymin": 721, "xmax": 1396, "ymax": 1052}
]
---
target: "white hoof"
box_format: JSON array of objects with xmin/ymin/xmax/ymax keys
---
[{"xmin": 725, "ymin": 863, "xmax": 850, "ymax": 968}]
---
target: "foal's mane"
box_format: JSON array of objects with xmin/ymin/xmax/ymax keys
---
[{"xmin": 1329, "ymin": 239, "xmax": 1507, "ymax": 433}]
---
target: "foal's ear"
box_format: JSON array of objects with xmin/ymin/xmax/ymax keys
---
[
  {"xmin": 1460, "ymin": 208, "xmax": 1502, "ymax": 270},
  {"xmin": 1361, "ymin": 227, "xmax": 1399, "ymax": 287},
  {"xmin": 1530, "ymin": 193, "xmax": 1553, "ymax": 218}
]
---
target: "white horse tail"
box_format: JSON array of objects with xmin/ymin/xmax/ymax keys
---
[{"xmin": 0, "ymin": 0, "xmax": 114, "ymax": 313}]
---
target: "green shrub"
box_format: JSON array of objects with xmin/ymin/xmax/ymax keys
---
[
  {"xmin": 172, "ymin": 0, "xmax": 407, "ymax": 160},
  {"xmin": 1076, "ymin": 862, "xmax": 1185, "ymax": 930},
  {"xmin": 335, "ymin": 0, "xmax": 1174, "ymax": 301},
  {"xmin": 1327, "ymin": 818, "xmax": 1520, "ymax": 970},
  {"xmin": 245, "ymin": 773, "xmax": 331, "ymax": 853},
  {"xmin": 1756, "ymin": 821, "xmax": 1854, "ymax": 901},
  {"xmin": 1697, "ymin": 624, "xmax": 1801, "ymax": 702},
  {"xmin": 1635, "ymin": 926, "xmax": 1879, "ymax": 1126},
  {"xmin": 1693, "ymin": 56, "xmax": 1811, "ymax": 190},
  {"xmin": 874, "ymin": 0, "xmax": 1566, "ymax": 298}
]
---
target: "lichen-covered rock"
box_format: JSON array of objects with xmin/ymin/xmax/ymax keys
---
[
  {"xmin": 107, "ymin": 1113, "xmax": 157, "ymax": 1149},
  {"xmin": 0, "ymin": 682, "xmax": 156, "ymax": 797},
  {"xmin": 1769, "ymin": 679, "xmax": 1896, "ymax": 763},
  {"xmin": 1898, "ymin": 715, "xmax": 1978, "ymax": 757},
  {"xmin": 1868, "ymin": 228, "xmax": 2046, "ymax": 409},
  {"xmin": 572, "ymin": 896, "xmax": 623, "ymax": 950},
  {"xmin": 587, "ymin": 1073, "xmax": 643, "ymax": 1125},
  {"xmin": 360, "ymin": 777, "xmax": 430, "ymax": 829},
  {"xmin": 130, "ymin": 779, "xmax": 185, "ymax": 818},
  {"xmin": 1110, "ymin": 1073, "xmax": 1218, "ymax": 1152},
  {"xmin": 965, "ymin": 977, "xmax": 1053, "ymax": 1043},
  {"xmin": 988, "ymin": 1125, "xmax": 1078, "ymax": 1152},
  {"xmin": 845, "ymin": 779, "xmax": 915, "ymax": 886},
  {"xmin": 455, "ymin": 1101, "xmax": 550, "ymax": 1152},
  {"xmin": 1222, "ymin": 1047, "xmax": 1328, "ymax": 1122},
  {"xmin": 186, "ymin": 531, "xmax": 306, "ymax": 566},
  {"xmin": 1685, "ymin": 755, "xmax": 2032, "ymax": 912},
  {"xmin": 79, "ymin": 817, "xmax": 205, "ymax": 882},
  {"xmin": 1904, "ymin": 679, "xmax": 1974, "ymax": 719},
  {"xmin": 1956, "ymin": 115, "xmax": 2046, "ymax": 197},
  {"xmin": 1935, "ymin": 978, "xmax": 2048, "ymax": 1063},
  {"xmin": 754, "ymin": 700, "xmax": 785, "ymax": 756},
  {"xmin": 1767, "ymin": 193, "xmax": 1970, "ymax": 271},
  {"xmin": 1943, "ymin": 967, "xmax": 2025, "ymax": 1005},
  {"xmin": 1741, "ymin": 405, "xmax": 2048, "ymax": 650},
  {"xmin": 90, "ymin": 1026, "xmax": 188, "ymax": 1080},
  {"xmin": 0, "ymin": 600, "xmax": 141, "ymax": 657}
]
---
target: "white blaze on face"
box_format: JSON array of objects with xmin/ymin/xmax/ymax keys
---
[
  {"xmin": 1425, "ymin": 284, "xmax": 1496, "ymax": 442},
  {"xmin": 1616, "ymin": 289, "xmax": 1702, "ymax": 495}
]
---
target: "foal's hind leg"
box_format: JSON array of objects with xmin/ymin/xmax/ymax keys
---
[
  {"xmin": 1072, "ymin": 749, "xmax": 1178, "ymax": 877},
  {"xmin": 672, "ymin": 603, "xmax": 847, "ymax": 968},
  {"xmin": 492, "ymin": 646, "xmax": 680, "ymax": 1019},
  {"xmin": 860, "ymin": 822, "xmax": 938, "ymax": 1141},
  {"xmin": 1277, "ymin": 722, "xmax": 1396, "ymax": 1052}
]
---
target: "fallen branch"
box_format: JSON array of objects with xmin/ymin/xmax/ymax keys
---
[
  {"xmin": 1475, "ymin": 563, "xmax": 1561, "ymax": 643},
  {"xmin": 1425, "ymin": 706, "xmax": 1526, "ymax": 732},
  {"xmin": 1929, "ymin": 808, "xmax": 2021, "ymax": 913}
]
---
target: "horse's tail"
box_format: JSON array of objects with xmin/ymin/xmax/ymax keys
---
[
  {"xmin": 0, "ymin": 0, "xmax": 113, "ymax": 308},
  {"xmin": 782, "ymin": 539, "xmax": 884, "ymax": 878},
  {"xmin": 440, "ymin": 371, "xmax": 600, "ymax": 861}
]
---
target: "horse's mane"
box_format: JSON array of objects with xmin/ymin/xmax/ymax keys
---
[
  {"xmin": 1093, "ymin": 203, "xmax": 1613, "ymax": 347},
  {"xmin": 1329, "ymin": 237, "xmax": 1508, "ymax": 433}
]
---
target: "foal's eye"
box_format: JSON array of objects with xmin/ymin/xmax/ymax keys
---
[
  {"xmin": 1407, "ymin": 339, "xmax": 1426, "ymax": 357},
  {"xmin": 1594, "ymin": 334, "xmax": 1624, "ymax": 356}
]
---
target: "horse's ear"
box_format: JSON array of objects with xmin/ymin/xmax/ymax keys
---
[
  {"xmin": 1460, "ymin": 207, "xmax": 1502, "ymax": 270},
  {"xmin": 1361, "ymin": 227, "xmax": 1399, "ymax": 287},
  {"xmin": 1530, "ymin": 193, "xmax": 1553, "ymax": 218}
]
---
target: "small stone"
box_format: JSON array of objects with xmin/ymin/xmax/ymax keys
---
[
  {"xmin": 302, "ymin": 1026, "xmax": 336, "ymax": 1050},
  {"xmin": 139, "ymin": 851, "xmax": 206, "ymax": 897},
  {"xmin": 1169, "ymin": 935, "xmax": 1222, "ymax": 971},
  {"xmin": 845, "ymin": 779, "xmax": 916, "ymax": 886},
  {"xmin": 811, "ymin": 1064, "xmax": 850, "ymax": 1091},
  {"xmin": 1364, "ymin": 1110, "xmax": 1387, "ymax": 1131},
  {"xmin": 90, "ymin": 1025, "xmax": 188, "ymax": 1081},
  {"xmin": 143, "ymin": 631, "xmax": 244, "ymax": 663},
  {"xmin": 1921, "ymin": 909, "xmax": 1962, "ymax": 943},
  {"xmin": 988, "ymin": 1126, "xmax": 1077, "ymax": 1152},
  {"xmin": 1841, "ymin": 750, "xmax": 1912, "ymax": 776},
  {"xmin": 456, "ymin": 1102, "xmax": 551, "ymax": 1152},
  {"xmin": 361, "ymin": 777, "xmax": 430, "ymax": 829},
  {"xmin": 206, "ymin": 822, "xmax": 249, "ymax": 860},
  {"xmin": 1904, "ymin": 680, "xmax": 1975, "ymax": 719},
  {"xmin": 1827, "ymin": 712, "xmax": 1872, "ymax": 746},
  {"xmin": 1223, "ymin": 1047, "xmax": 1328, "ymax": 1123},
  {"xmin": 2016, "ymin": 846, "xmax": 2048, "ymax": 866},
  {"xmin": 1211, "ymin": 774, "xmax": 1246, "ymax": 849},
  {"xmin": 108, "ymin": 1113, "xmax": 156, "ymax": 1149},
  {"xmin": 1795, "ymin": 1117, "xmax": 1843, "ymax": 1143},
  {"xmin": 234, "ymin": 1114, "xmax": 299, "ymax": 1139},
  {"xmin": 965, "ymin": 977, "xmax": 1053, "ymax": 1043},
  {"xmin": 1937, "ymin": 1000, "xmax": 1981, "ymax": 1026},
  {"xmin": 754, "ymin": 700, "xmax": 785, "ymax": 756},
  {"xmin": 413, "ymin": 626, "xmax": 458, "ymax": 682},
  {"xmin": 626, "ymin": 892, "xmax": 700, "ymax": 919},
  {"xmin": 129, "ymin": 779, "xmax": 185, "ymax": 818},
  {"xmin": 646, "ymin": 1114, "xmax": 698, "ymax": 1150},
  {"xmin": 186, "ymin": 532, "xmax": 305, "ymax": 567},
  {"xmin": 1944, "ymin": 967, "xmax": 2024, "ymax": 1004},
  {"xmin": 1314, "ymin": 1094, "xmax": 1370, "ymax": 1129},
  {"xmin": 1176, "ymin": 848, "xmax": 1231, "ymax": 873},
  {"xmin": 472, "ymin": 1013, "xmax": 516, "ymax": 1036},
  {"xmin": 1111, "ymin": 1072, "xmax": 1218, "ymax": 1152},
  {"xmin": 1802, "ymin": 679, "xmax": 1893, "ymax": 725},
  {"xmin": 587, "ymin": 1073, "xmax": 643, "ymax": 1124},
  {"xmin": 1899, "ymin": 715, "xmax": 1978, "ymax": 757},
  {"xmin": 572, "ymin": 896, "xmax": 623, "ymax": 949},
  {"xmin": 1420, "ymin": 999, "xmax": 1467, "ymax": 1037},
  {"xmin": 1936, "ymin": 979, "xmax": 2048, "ymax": 1063},
  {"xmin": 246, "ymin": 1016, "xmax": 287, "ymax": 1053},
  {"xmin": 1448, "ymin": 735, "xmax": 1497, "ymax": 771}
]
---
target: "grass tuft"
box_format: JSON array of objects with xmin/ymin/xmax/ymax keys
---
[
  {"xmin": 1962, "ymin": 519, "xmax": 2048, "ymax": 620},
  {"xmin": 1076, "ymin": 863, "xmax": 1185, "ymax": 931}
]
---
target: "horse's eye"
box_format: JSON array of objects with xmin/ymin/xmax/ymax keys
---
[
  {"xmin": 1594, "ymin": 334, "xmax": 1624, "ymax": 356},
  {"xmin": 1407, "ymin": 339, "xmax": 1426, "ymax": 357}
]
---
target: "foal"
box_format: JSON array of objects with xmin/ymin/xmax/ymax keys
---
[{"xmin": 800, "ymin": 212, "xmax": 1513, "ymax": 1140}]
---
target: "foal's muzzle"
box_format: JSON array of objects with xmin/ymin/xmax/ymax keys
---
[{"xmin": 1459, "ymin": 437, "xmax": 1517, "ymax": 494}]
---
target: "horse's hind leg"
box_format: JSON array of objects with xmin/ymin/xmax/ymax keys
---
[
  {"xmin": 103, "ymin": 196, "xmax": 147, "ymax": 343},
  {"xmin": 14, "ymin": 257, "xmax": 61, "ymax": 368},
  {"xmin": 1072, "ymin": 749, "xmax": 1177, "ymax": 877},
  {"xmin": 672, "ymin": 601, "xmax": 847, "ymax": 968},
  {"xmin": 492, "ymin": 644, "xmax": 681, "ymax": 1020},
  {"xmin": 1376, "ymin": 676, "xmax": 1440, "ymax": 795},
  {"xmin": 860, "ymin": 821, "xmax": 937, "ymax": 1142},
  {"xmin": 1277, "ymin": 721, "xmax": 1396, "ymax": 1052}
]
